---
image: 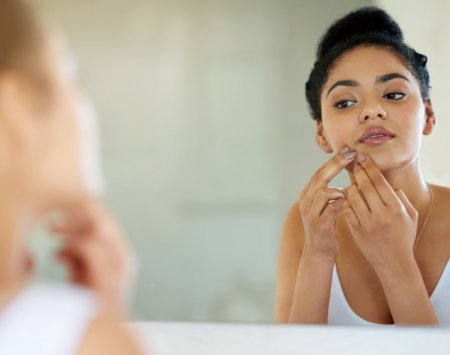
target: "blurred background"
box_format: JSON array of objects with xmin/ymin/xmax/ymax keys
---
[{"xmin": 30, "ymin": 0, "xmax": 450, "ymax": 322}]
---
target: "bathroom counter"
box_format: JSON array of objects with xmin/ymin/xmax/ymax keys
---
[{"xmin": 131, "ymin": 321, "xmax": 449, "ymax": 355}]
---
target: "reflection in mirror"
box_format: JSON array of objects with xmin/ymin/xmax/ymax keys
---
[
  {"xmin": 31, "ymin": 0, "xmax": 450, "ymax": 325},
  {"xmin": 276, "ymin": 5, "xmax": 450, "ymax": 326}
]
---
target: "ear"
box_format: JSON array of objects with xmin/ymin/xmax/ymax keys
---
[
  {"xmin": 316, "ymin": 120, "xmax": 333, "ymax": 153},
  {"xmin": 423, "ymin": 99, "xmax": 436, "ymax": 136}
]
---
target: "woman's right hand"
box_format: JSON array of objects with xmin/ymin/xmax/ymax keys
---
[
  {"xmin": 50, "ymin": 198, "xmax": 137, "ymax": 317},
  {"xmin": 299, "ymin": 146, "xmax": 357, "ymax": 258}
]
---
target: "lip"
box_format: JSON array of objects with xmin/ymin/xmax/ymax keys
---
[{"xmin": 359, "ymin": 126, "xmax": 396, "ymax": 145}]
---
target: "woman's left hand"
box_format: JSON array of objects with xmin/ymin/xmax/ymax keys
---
[{"xmin": 342, "ymin": 152, "xmax": 419, "ymax": 276}]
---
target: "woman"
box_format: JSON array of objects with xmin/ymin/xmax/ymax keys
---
[
  {"xmin": 276, "ymin": 7, "xmax": 450, "ymax": 325},
  {"xmin": 0, "ymin": 0, "xmax": 143, "ymax": 353}
]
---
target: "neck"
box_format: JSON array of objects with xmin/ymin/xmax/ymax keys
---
[{"xmin": 380, "ymin": 158, "xmax": 429, "ymax": 208}]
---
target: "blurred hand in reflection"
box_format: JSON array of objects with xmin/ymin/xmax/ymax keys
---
[{"xmin": 51, "ymin": 198, "xmax": 137, "ymax": 317}]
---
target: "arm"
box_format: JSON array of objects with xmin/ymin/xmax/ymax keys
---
[
  {"xmin": 377, "ymin": 254, "xmax": 437, "ymax": 325},
  {"xmin": 275, "ymin": 204, "xmax": 336, "ymax": 324},
  {"xmin": 77, "ymin": 312, "xmax": 144, "ymax": 355},
  {"xmin": 275, "ymin": 146, "xmax": 357, "ymax": 323},
  {"xmin": 289, "ymin": 250, "xmax": 336, "ymax": 324}
]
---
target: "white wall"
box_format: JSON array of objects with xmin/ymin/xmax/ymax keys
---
[{"xmin": 32, "ymin": 0, "xmax": 371, "ymax": 322}]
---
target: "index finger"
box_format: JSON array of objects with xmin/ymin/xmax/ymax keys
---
[
  {"xmin": 356, "ymin": 152, "xmax": 397, "ymax": 205},
  {"xmin": 303, "ymin": 146, "xmax": 357, "ymax": 201}
]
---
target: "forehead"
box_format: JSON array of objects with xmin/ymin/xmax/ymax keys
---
[{"xmin": 323, "ymin": 46, "xmax": 414, "ymax": 91}]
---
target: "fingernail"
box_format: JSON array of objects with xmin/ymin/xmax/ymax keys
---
[
  {"xmin": 340, "ymin": 146, "xmax": 350, "ymax": 155},
  {"xmin": 344, "ymin": 151, "xmax": 357, "ymax": 160},
  {"xmin": 357, "ymin": 152, "xmax": 366, "ymax": 162}
]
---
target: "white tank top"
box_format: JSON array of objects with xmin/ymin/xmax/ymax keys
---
[
  {"xmin": 0, "ymin": 282, "xmax": 98, "ymax": 355},
  {"xmin": 328, "ymin": 259, "xmax": 450, "ymax": 325}
]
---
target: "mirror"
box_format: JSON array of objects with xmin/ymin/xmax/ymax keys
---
[{"xmin": 31, "ymin": 0, "xmax": 450, "ymax": 323}]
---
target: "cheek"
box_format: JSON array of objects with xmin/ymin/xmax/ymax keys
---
[
  {"xmin": 392, "ymin": 104, "xmax": 425, "ymax": 140},
  {"xmin": 322, "ymin": 119, "xmax": 355, "ymax": 151}
]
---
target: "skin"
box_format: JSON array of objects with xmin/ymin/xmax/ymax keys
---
[
  {"xmin": 276, "ymin": 45, "xmax": 450, "ymax": 325},
  {"xmin": 0, "ymin": 35, "xmax": 143, "ymax": 354}
]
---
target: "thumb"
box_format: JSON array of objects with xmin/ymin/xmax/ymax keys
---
[{"xmin": 321, "ymin": 196, "xmax": 345, "ymax": 221}]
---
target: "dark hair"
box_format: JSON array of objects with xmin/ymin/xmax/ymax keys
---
[
  {"xmin": 305, "ymin": 7, "xmax": 431, "ymax": 121},
  {"xmin": 0, "ymin": 0, "xmax": 45, "ymax": 76}
]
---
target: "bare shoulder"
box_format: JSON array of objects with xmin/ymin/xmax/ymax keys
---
[
  {"xmin": 277, "ymin": 201, "xmax": 306, "ymax": 266},
  {"xmin": 280, "ymin": 201, "xmax": 305, "ymax": 249},
  {"xmin": 424, "ymin": 183, "xmax": 450, "ymax": 250},
  {"xmin": 430, "ymin": 183, "xmax": 450, "ymax": 204},
  {"xmin": 76, "ymin": 312, "xmax": 144, "ymax": 355},
  {"xmin": 429, "ymin": 183, "xmax": 450, "ymax": 220}
]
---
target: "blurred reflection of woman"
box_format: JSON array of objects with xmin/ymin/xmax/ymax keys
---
[
  {"xmin": 0, "ymin": 1, "xmax": 144, "ymax": 353},
  {"xmin": 276, "ymin": 7, "xmax": 450, "ymax": 325}
]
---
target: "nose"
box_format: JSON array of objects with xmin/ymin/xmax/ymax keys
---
[{"xmin": 359, "ymin": 100, "xmax": 387, "ymax": 122}]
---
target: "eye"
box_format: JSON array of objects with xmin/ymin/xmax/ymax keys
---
[
  {"xmin": 334, "ymin": 100, "xmax": 356, "ymax": 109},
  {"xmin": 384, "ymin": 92, "xmax": 405, "ymax": 100}
]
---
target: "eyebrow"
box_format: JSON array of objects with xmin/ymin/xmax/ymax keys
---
[
  {"xmin": 326, "ymin": 73, "xmax": 410, "ymax": 97},
  {"xmin": 376, "ymin": 73, "xmax": 410, "ymax": 84}
]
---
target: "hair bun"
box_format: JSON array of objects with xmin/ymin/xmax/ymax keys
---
[{"xmin": 317, "ymin": 7, "xmax": 404, "ymax": 59}]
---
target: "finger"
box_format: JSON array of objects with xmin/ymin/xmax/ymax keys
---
[
  {"xmin": 53, "ymin": 203, "xmax": 130, "ymax": 271},
  {"xmin": 57, "ymin": 239, "xmax": 115, "ymax": 288},
  {"xmin": 302, "ymin": 146, "xmax": 357, "ymax": 203},
  {"xmin": 347, "ymin": 184, "xmax": 370, "ymax": 224},
  {"xmin": 321, "ymin": 196, "xmax": 346, "ymax": 221},
  {"xmin": 342, "ymin": 199, "xmax": 360, "ymax": 228},
  {"xmin": 90, "ymin": 214, "xmax": 130, "ymax": 270},
  {"xmin": 50, "ymin": 224, "xmax": 79, "ymax": 238},
  {"xmin": 310, "ymin": 188, "xmax": 346, "ymax": 216},
  {"xmin": 395, "ymin": 189, "xmax": 418, "ymax": 221},
  {"xmin": 52, "ymin": 225, "xmax": 126, "ymax": 274},
  {"xmin": 50, "ymin": 198, "xmax": 106, "ymax": 237},
  {"xmin": 356, "ymin": 153, "xmax": 398, "ymax": 205},
  {"xmin": 57, "ymin": 252, "xmax": 84, "ymax": 283},
  {"xmin": 353, "ymin": 163, "xmax": 384, "ymax": 212},
  {"xmin": 49, "ymin": 216, "xmax": 91, "ymax": 238},
  {"xmin": 66, "ymin": 239, "xmax": 125, "ymax": 311}
]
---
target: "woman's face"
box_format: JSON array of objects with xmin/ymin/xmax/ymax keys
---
[
  {"xmin": 319, "ymin": 46, "xmax": 433, "ymax": 172},
  {"xmin": 29, "ymin": 34, "xmax": 104, "ymax": 207}
]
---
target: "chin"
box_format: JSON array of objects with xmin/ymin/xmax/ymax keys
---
[{"xmin": 364, "ymin": 150, "xmax": 417, "ymax": 174}]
